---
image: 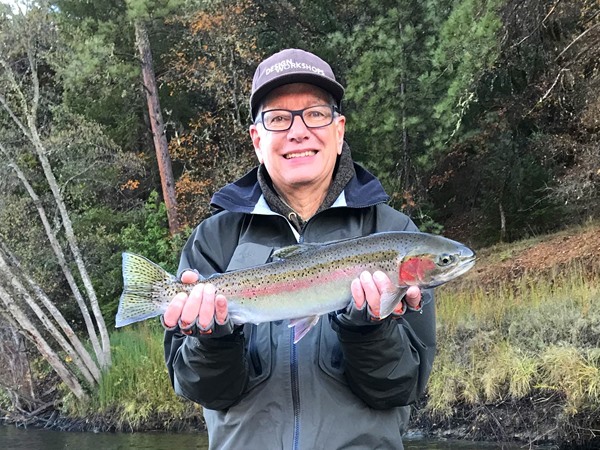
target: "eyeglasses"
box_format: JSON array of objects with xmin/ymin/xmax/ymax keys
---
[{"xmin": 255, "ymin": 105, "xmax": 339, "ymax": 131}]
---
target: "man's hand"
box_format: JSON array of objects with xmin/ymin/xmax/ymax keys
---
[
  {"xmin": 163, "ymin": 270, "xmax": 232, "ymax": 337},
  {"xmin": 351, "ymin": 271, "xmax": 422, "ymax": 319}
]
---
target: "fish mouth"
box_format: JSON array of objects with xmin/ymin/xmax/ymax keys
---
[
  {"xmin": 454, "ymin": 256, "xmax": 477, "ymax": 276},
  {"xmin": 444, "ymin": 251, "xmax": 477, "ymax": 281}
]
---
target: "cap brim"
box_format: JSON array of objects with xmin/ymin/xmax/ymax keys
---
[{"xmin": 250, "ymin": 73, "xmax": 344, "ymax": 120}]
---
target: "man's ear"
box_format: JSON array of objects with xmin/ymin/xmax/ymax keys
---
[
  {"xmin": 249, "ymin": 124, "xmax": 263, "ymax": 163},
  {"xmin": 335, "ymin": 115, "xmax": 346, "ymax": 155}
]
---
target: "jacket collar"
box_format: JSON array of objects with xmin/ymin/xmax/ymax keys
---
[{"xmin": 210, "ymin": 144, "xmax": 389, "ymax": 214}]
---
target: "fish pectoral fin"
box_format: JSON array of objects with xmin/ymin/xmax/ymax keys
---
[
  {"xmin": 379, "ymin": 287, "xmax": 408, "ymax": 318},
  {"xmin": 288, "ymin": 315, "xmax": 320, "ymax": 343}
]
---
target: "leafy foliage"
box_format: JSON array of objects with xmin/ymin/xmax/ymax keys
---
[
  {"xmin": 424, "ymin": 0, "xmax": 598, "ymax": 242},
  {"xmin": 164, "ymin": 0, "xmax": 260, "ymax": 225},
  {"xmin": 330, "ymin": 3, "xmax": 433, "ymax": 214},
  {"xmin": 120, "ymin": 190, "xmax": 187, "ymax": 271}
]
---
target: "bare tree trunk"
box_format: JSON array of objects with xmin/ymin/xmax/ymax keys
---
[
  {"xmin": 0, "ymin": 5, "xmax": 109, "ymax": 403},
  {"xmin": 0, "ymin": 285, "xmax": 87, "ymax": 400},
  {"xmin": 0, "ymin": 47, "xmax": 112, "ymax": 368},
  {"xmin": 26, "ymin": 50, "xmax": 111, "ymax": 368},
  {"xmin": 230, "ymin": 47, "xmax": 241, "ymax": 124},
  {"xmin": 0, "ymin": 318, "xmax": 36, "ymax": 411},
  {"xmin": 0, "ymin": 42, "xmax": 111, "ymax": 367},
  {"xmin": 0, "ymin": 244, "xmax": 100, "ymax": 385},
  {"xmin": 398, "ymin": 22, "xmax": 413, "ymax": 214},
  {"xmin": 499, "ymin": 202, "xmax": 507, "ymax": 242},
  {"xmin": 400, "ymin": 79, "xmax": 409, "ymax": 193},
  {"xmin": 135, "ymin": 20, "xmax": 180, "ymax": 235},
  {"xmin": 27, "ymin": 126, "xmax": 112, "ymax": 369},
  {"xmin": 0, "ymin": 142, "xmax": 106, "ymax": 370}
]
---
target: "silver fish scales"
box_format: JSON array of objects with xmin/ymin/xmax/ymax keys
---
[{"xmin": 116, "ymin": 231, "xmax": 475, "ymax": 341}]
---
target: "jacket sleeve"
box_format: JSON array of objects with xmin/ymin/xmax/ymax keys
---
[
  {"xmin": 165, "ymin": 328, "xmax": 249, "ymax": 410},
  {"xmin": 163, "ymin": 214, "xmax": 250, "ymax": 410},
  {"xmin": 331, "ymin": 290, "xmax": 435, "ymax": 409}
]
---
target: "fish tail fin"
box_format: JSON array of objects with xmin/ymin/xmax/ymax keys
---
[
  {"xmin": 379, "ymin": 287, "xmax": 408, "ymax": 318},
  {"xmin": 115, "ymin": 253, "xmax": 176, "ymax": 327}
]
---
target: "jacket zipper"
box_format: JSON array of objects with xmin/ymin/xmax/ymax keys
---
[
  {"xmin": 290, "ymin": 231, "xmax": 304, "ymax": 450},
  {"xmin": 290, "ymin": 329, "xmax": 300, "ymax": 450}
]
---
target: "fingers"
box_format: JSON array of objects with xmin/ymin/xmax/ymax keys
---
[
  {"xmin": 182, "ymin": 283, "xmax": 205, "ymax": 327},
  {"xmin": 393, "ymin": 286, "xmax": 422, "ymax": 316},
  {"xmin": 352, "ymin": 272, "xmax": 377, "ymax": 313},
  {"xmin": 405, "ymin": 285, "xmax": 422, "ymax": 309},
  {"xmin": 215, "ymin": 294, "xmax": 229, "ymax": 325},
  {"xmin": 392, "ymin": 299, "xmax": 407, "ymax": 316},
  {"xmin": 352, "ymin": 271, "xmax": 393, "ymax": 318},
  {"xmin": 362, "ymin": 271, "xmax": 382, "ymax": 317},
  {"xmin": 351, "ymin": 277, "xmax": 366, "ymax": 309},
  {"xmin": 163, "ymin": 292, "xmax": 188, "ymax": 328},
  {"xmin": 372, "ymin": 271, "xmax": 394, "ymax": 294},
  {"xmin": 351, "ymin": 271, "xmax": 423, "ymax": 320},
  {"xmin": 197, "ymin": 283, "xmax": 216, "ymax": 329},
  {"xmin": 180, "ymin": 270, "xmax": 200, "ymax": 284},
  {"xmin": 163, "ymin": 282, "xmax": 228, "ymax": 331}
]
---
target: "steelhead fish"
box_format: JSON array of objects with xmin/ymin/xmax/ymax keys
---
[{"xmin": 116, "ymin": 231, "xmax": 475, "ymax": 341}]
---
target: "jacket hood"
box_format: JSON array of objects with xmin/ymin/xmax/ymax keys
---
[{"xmin": 210, "ymin": 159, "xmax": 389, "ymax": 214}]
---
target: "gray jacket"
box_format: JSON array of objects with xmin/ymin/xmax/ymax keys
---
[{"xmin": 164, "ymin": 162, "xmax": 436, "ymax": 450}]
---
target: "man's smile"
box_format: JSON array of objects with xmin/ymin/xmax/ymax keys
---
[{"xmin": 284, "ymin": 150, "xmax": 317, "ymax": 159}]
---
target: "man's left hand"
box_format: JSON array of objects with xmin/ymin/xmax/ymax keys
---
[{"xmin": 351, "ymin": 271, "xmax": 422, "ymax": 319}]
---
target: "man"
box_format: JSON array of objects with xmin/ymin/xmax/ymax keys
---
[{"xmin": 163, "ymin": 48, "xmax": 436, "ymax": 450}]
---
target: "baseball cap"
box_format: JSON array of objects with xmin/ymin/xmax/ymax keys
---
[{"xmin": 250, "ymin": 48, "xmax": 345, "ymax": 121}]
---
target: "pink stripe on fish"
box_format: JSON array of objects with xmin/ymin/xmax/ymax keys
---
[{"xmin": 236, "ymin": 267, "xmax": 355, "ymax": 299}]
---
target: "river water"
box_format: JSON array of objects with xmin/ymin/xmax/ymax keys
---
[{"xmin": 0, "ymin": 425, "xmax": 548, "ymax": 449}]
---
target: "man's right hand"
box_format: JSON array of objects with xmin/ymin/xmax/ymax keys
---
[{"xmin": 163, "ymin": 270, "xmax": 232, "ymax": 337}]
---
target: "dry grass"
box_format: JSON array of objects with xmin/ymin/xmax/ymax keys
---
[{"xmin": 428, "ymin": 258, "xmax": 600, "ymax": 419}]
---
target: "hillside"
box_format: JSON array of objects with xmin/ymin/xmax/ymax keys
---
[{"xmin": 457, "ymin": 223, "xmax": 600, "ymax": 287}]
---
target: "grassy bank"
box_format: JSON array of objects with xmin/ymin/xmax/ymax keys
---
[
  {"xmin": 417, "ymin": 234, "xmax": 600, "ymax": 445},
  {"xmin": 434, "ymin": 266, "xmax": 599, "ymax": 403},
  {"xmin": 64, "ymin": 324, "xmax": 203, "ymax": 431}
]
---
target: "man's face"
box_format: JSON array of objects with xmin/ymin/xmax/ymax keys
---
[{"xmin": 249, "ymin": 83, "xmax": 345, "ymax": 197}]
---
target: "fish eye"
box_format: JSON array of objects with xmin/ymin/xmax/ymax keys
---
[{"xmin": 437, "ymin": 253, "xmax": 455, "ymax": 266}]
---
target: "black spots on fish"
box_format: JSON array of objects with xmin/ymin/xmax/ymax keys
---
[
  {"xmin": 121, "ymin": 298, "xmax": 154, "ymax": 316},
  {"xmin": 122, "ymin": 253, "xmax": 173, "ymax": 288}
]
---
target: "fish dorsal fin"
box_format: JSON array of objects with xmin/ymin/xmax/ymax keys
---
[
  {"xmin": 272, "ymin": 243, "xmax": 321, "ymax": 260},
  {"xmin": 272, "ymin": 234, "xmax": 366, "ymax": 260}
]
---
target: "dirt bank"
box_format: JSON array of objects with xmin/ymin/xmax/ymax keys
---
[
  {"xmin": 460, "ymin": 224, "xmax": 600, "ymax": 287},
  {"xmin": 410, "ymin": 395, "xmax": 600, "ymax": 449}
]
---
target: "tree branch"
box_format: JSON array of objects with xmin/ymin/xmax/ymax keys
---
[
  {"xmin": 0, "ymin": 241, "xmax": 101, "ymax": 384},
  {"xmin": 510, "ymin": 0, "xmax": 561, "ymax": 48},
  {"xmin": 0, "ymin": 284, "xmax": 87, "ymax": 400},
  {"xmin": 555, "ymin": 22, "xmax": 600, "ymax": 62}
]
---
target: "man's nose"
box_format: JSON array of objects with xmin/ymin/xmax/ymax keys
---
[{"xmin": 287, "ymin": 114, "xmax": 309, "ymax": 139}]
